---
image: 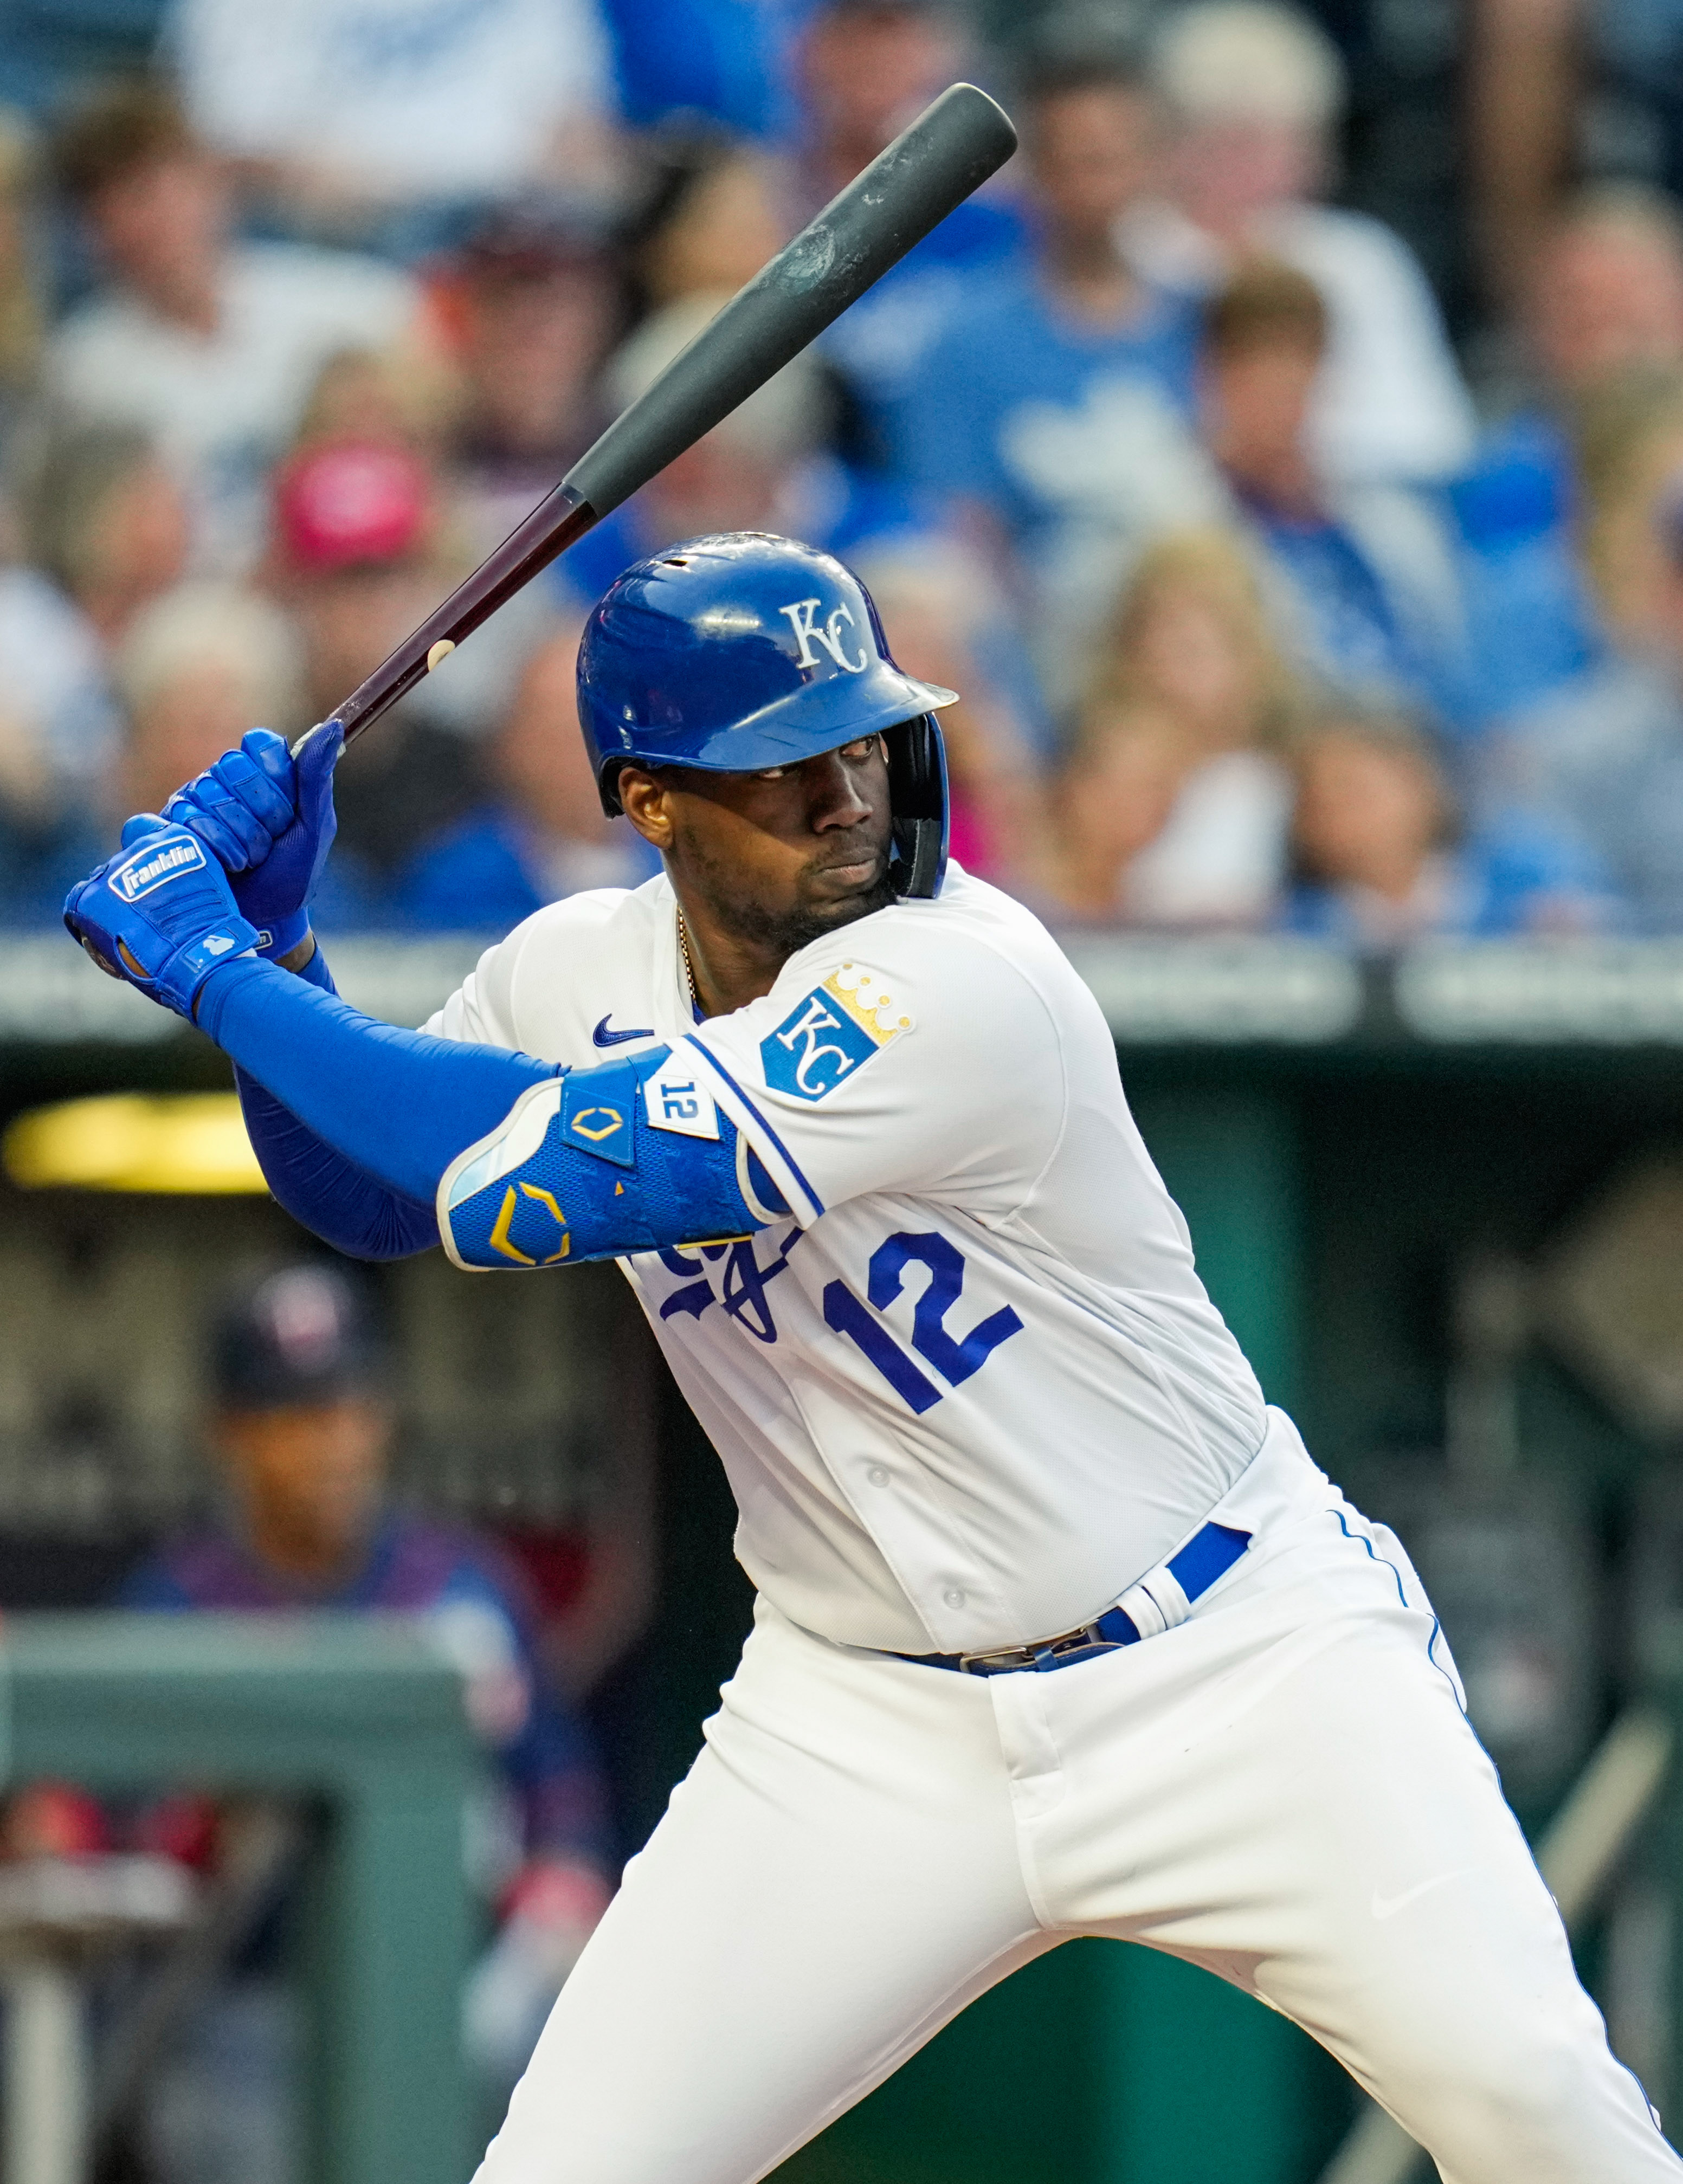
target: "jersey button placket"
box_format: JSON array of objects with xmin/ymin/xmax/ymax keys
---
[{"xmin": 867, "ymin": 1466, "xmax": 891, "ymax": 1488}]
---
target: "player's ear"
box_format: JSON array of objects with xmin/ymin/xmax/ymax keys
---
[{"xmin": 618, "ymin": 766, "xmax": 674, "ymax": 852}]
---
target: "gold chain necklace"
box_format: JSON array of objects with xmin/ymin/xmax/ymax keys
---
[{"xmin": 676, "ymin": 907, "xmax": 699, "ymax": 1012}]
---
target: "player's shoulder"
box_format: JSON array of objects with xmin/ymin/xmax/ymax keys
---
[
  {"xmin": 867, "ymin": 864, "xmax": 1071, "ymax": 974},
  {"xmin": 491, "ymin": 874, "xmax": 672, "ymax": 962},
  {"xmin": 773, "ymin": 866, "xmax": 1085, "ymax": 1036},
  {"xmin": 428, "ymin": 875, "xmax": 673, "ymax": 1056}
]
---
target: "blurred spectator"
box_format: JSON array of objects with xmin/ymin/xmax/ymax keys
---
[
  {"xmin": 1047, "ymin": 529, "xmax": 1301, "ymax": 924},
  {"xmin": 432, "ymin": 205, "xmax": 621, "ymax": 555},
  {"xmin": 1481, "ymin": 450, "xmax": 1683, "ymax": 932},
  {"xmin": 395, "ymin": 624, "xmax": 661, "ymax": 931},
  {"xmin": 0, "ymin": 4, "xmax": 173, "ymax": 122},
  {"xmin": 1465, "ymin": 0, "xmax": 1578, "ymax": 319},
  {"xmin": 1573, "ymin": 370, "xmax": 1683, "ymax": 643},
  {"xmin": 797, "ymin": 0, "xmax": 1024, "ymax": 465},
  {"xmin": 893, "ymin": 46, "xmax": 1217, "ymax": 718},
  {"xmin": 1201, "ymin": 261, "xmax": 1474, "ymax": 728},
  {"xmin": 15, "ymin": 417, "xmax": 190, "ymax": 648},
  {"xmin": 1281, "ymin": 707, "xmax": 1613, "ymax": 940},
  {"xmin": 1583, "ymin": 1, "xmax": 1683, "ymax": 205},
  {"xmin": 850, "ymin": 546, "xmax": 1045, "ymax": 886},
  {"xmin": 1466, "ymin": 0, "xmax": 1683, "ymax": 316},
  {"xmin": 602, "ymin": 0, "xmax": 796, "ymax": 139},
  {"xmin": 121, "ymin": 1264, "xmax": 614, "ymax": 2098},
  {"xmin": 164, "ymin": 0, "xmax": 620, "ymax": 250},
  {"xmin": 111, "ymin": 579, "xmax": 305, "ymax": 815},
  {"xmin": 1453, "ymin": 188, "xmax": 1683, "ymax": 718},
  {"xmin": 286, "ymin": 342, "xmax": 578, "ymax": 767},
  {"xmin": 625, "ymin": 134, "xmax": 790, "ymax": 318},
  {"xmin": 559, "ymin": 292, "xmax": 973, "ymax": 610},
  {"xmin": 1046, "ymin": 708, "xmax": 1192, "ymax": 924},
  {"xmin": 1528, "ymin": 188, "xmax": 1683, "ymax": 400},
  {"xmin": 47, "ymin": 82, "xmax": 424, "ymax": 567},
  {"xmin": 600, "ymin": 293, "xmax": 834, "ymax": 539},
  {"xmin": 292, "ymin": 339, "xmax": 456, "ymax": 462},
  {"xmin": 1124, "ymin": 1, "xmax": 1476, "ymax": 486},
  {"xmin": 262, "ymin": 440, "xmax": 492, "ymax": 900},
  {"xmin": 0, "ymin": 559, "xmax": 115, "ymax": 919},
  {"xmin": 0, "ymin": 420, "xmax": 189, "ymax": 918},
  {"xmin": 798, "ymin": 0, "xmax": 966, "ymax": 208},
  {"xmin": 0, "ymin": 108, "xmax": 44, "ymax": 426}
]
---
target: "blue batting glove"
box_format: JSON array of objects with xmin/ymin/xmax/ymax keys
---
[
  {"xmin": 163, "ymin": 720, "xmax": 343, "ymax": 958},
  {"xmin": 63, "ymin": 815, "xmax": 263, "ymax": 1020}
]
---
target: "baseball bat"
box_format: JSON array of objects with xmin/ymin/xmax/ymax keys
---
[{"xmin": 317, "ymin": 82, "xmax": 1018, "ymax": 752}]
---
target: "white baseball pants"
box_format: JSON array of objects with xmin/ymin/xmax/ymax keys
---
[{"xmin": 476, "ymin": 1411, "xmax": 1679, "ymax": 2184}]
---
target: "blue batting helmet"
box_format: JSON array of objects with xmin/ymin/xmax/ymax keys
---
[{"xmin": 576, "ymin": 532, "xmax": 957, "ymax": 899}]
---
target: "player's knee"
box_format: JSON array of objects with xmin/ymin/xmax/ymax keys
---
[{"xmin": 1413, "ymin": 2015, "xmax": 1649, "ymax": 2166}]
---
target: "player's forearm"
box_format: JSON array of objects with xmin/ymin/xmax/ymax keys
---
[
  {"xmin": 235, "ymin": 1071, "xmax": 441, "ymax": 1259},
  {"xmin": 229, "ymin": 936, "xmax": 440, "ymax": 1257},
  {"xmin": 198, "ymin": 956, "xmax": 559, "ymax": 1205},
  {"xmin": 197, "ymin": 955, "xmax": 785, "ymax": 1269}
]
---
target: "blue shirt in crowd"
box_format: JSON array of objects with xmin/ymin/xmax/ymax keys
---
[
  {"xmin": 1481, "ymin": 651, "xmax": 1683, "ymax": 933},
  {"xmin": 891, "ymin": 260, "xmax": 1205, "ymax": 561},
  {"xmin": 820, "ymin": 196, "xmax": 1028, "ymax": 469},
  {"xmin": 602, "ymin": 0, "xmax": 805, "ymax": 135},
  {"xmin": 1280, "ymin": 818, "xmax": 1618, "ymax": 944},
  {"xmin": 1449, "ymin": 410, "xmax": 1601, "ymax": 723}
]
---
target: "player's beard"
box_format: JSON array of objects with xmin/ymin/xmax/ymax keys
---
[{"xmin": 684, "ymin": 824, "xmax": 895, "ymax": 961}]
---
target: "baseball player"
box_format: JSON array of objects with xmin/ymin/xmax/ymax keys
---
[{"xmin": 65, "ymin": 533, "xmax": 1679, "ymax": 2183}]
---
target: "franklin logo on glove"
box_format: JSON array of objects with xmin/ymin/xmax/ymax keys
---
[{"xmin": 112, "ymin": 836, "xmax": 208, "ymax": 903}]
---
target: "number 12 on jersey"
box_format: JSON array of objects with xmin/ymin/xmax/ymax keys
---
[{"xmin": 823, "ymin": 1232, "xmax": 1023, "ymax": 1414}]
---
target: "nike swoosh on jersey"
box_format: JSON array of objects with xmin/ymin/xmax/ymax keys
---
[
  {"xmin": 1370, "ymin": 1870, "xmax": 1471, "ymax": 1922},
  {"xmin": 592, "ymin": 1015, "xmax": 655, "ymax": 1048}
]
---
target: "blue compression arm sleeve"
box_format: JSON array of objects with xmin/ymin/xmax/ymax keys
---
[
  {"xmin": 201, "ymin": 955, "xmax": 558, "ymax": 1206},
  {"xmin": 199, "ymin": 953, "xmax": 785, "ymax": 1266},
  {"xmin": 233, "ymin": 944, "xmax": 442, "ymax": 1261}
]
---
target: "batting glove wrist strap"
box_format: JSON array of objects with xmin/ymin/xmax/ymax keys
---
[
  {"xmin": 63, "ymin": 818, "xmax": 263, "ymax": 1020},
  {"xmin": 256, "ymin": 908, "xmax": 311, "ymax": 958}
]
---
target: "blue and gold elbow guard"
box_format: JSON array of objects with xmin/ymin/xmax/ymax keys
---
[{"xmin": 437, "ymin": 1046, "xmax": 789, "ymax": 1271}]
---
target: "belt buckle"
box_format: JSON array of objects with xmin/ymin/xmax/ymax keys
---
[
  {"xmin": 956, "ymin": 1642, "xmax": 1041, "ymax": 1676},
  {"xmin": 957, "ymin": 1621, "xmax": 1107, "ymax": 1676},
  {"xmin": 1039, "ymin": 1629, "xmax": 1118, "ymax": 1669}
]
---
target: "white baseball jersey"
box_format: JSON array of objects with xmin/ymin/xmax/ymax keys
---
[
  {"xmin": 438, "ymin": 886, "xmax": 1678, "ymax": 2184},
  {"xmin": 425, "ymin": 864, "xmax": 1266, "ymax": 1656}
]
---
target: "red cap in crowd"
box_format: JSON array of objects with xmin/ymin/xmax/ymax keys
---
[{"xmin": 272, "ymin": 443, "xmax": 430, "ymax": 573}]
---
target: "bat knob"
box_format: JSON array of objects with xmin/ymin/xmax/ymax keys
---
[{"xmin": 80, "ymin": 936, "xmax": 122, "ymax": 981}]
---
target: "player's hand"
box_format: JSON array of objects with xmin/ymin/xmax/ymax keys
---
[
  {"xmin": 163, "ymin": 721, "xmax": 343, "ymax": 956},
  {"xmin": 62, "ymin": 815, "xmax": 263, "ymax": 1020}
]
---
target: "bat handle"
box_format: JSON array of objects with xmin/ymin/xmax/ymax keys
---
[{"xmin": 294, "ymin": 484, "xmax": 598, "ymax": 757}]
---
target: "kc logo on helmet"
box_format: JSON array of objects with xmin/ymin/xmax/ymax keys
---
[
  {"xmin": 778, "ymin": 597, "xmax": 869, "ymax": 674},
  {"xmin": 112, "ymin": 835, "xmax": 208, "ymax": 902}
]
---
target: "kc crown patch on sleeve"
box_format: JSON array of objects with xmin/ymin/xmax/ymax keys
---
[{"xmin": 759, "ymin": 963, "xmax": 913, "ymax": 1102}]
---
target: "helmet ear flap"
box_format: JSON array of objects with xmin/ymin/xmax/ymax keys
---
[{"xmin": 886, "ymin": 716, "xmax": 948, "ymax": 901}]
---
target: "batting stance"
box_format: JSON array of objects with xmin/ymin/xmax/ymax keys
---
[{"xmin": 66, "ymin": 534, "xmax": 1679, "ymax": 2182}]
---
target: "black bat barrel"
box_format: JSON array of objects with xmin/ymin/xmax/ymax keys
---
[
  {"xmin": 563, "ymin": 83, "xmax": 1017, "ymax": 521},
  {"xmin": 323, "ymin": 82, "xmax": 1016, "ymax": 747}
]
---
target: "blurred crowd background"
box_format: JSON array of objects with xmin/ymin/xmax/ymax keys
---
[
  {"xmin": 13, "ymin": 5, "xmax": 1683, "ymax": 2181},
  {"xmin": 8, "ymin": 0, "xmax": 1683, "ymax": 946}
]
